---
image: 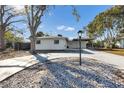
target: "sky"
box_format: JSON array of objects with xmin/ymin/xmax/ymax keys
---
[{"xmin": 14, "ymin": 5, "xmax": 112, "ymax": 40}]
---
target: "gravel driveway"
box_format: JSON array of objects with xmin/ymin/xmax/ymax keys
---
[{"xmin": 0, "ymin": 57, "xmax": 124, "ymax": 88}]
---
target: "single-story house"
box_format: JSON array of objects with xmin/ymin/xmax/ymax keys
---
[
  {"xmin": 35, "ymin": 36, "xmax": 68, "ymax": 50},
  {"xmin": 116, "ymin": 29, "xmax": 124, "ymax": 48},
  {"xmin": 117, "ymin": 36, "xmax": 124, "ymax": 48},
  {"xmin": 35, "ymin": 36, "xmax": 92, "ymax": 50},
  {"xmin": 67, "ymin": 38, "xmax": 92, "ymax": 49}
]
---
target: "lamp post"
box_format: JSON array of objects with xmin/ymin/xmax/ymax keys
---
[{"xmin": 78, "ymin": 30, "xmax": 83, "ymax": 65}]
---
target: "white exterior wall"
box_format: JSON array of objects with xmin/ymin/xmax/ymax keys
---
[
  {"xmin": 120, "ymin": 39, "xmax": 124, "ymax": 48},
  {"xmin": 68, "ymin": 41, "xmax": 88, "ymax": 49},
  {"xmin": 35, "ymin": 38, "xmax": 67, "ymax": 50}
]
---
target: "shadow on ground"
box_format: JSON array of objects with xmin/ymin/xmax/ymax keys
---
[
  {"xmin": 0, "ymin": 54, "xmax": 124, "ymax": 88},
  {"xmin": 36, "ymin": 49, "xmax": 94, "ymax": 54},
  {"xmin": 0, "ymin": 65, "xmax": 26, "ymax": 68},
  {"xmin": 34, "ymin": 54, "xmax": 124, "ymax": 88}
]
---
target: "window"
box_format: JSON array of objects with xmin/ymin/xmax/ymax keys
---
[
  {"xmin": 36, "ymin": 40, "xmax": 41, "ymax": 44},
  {"xmin": 54, "ymin": 40, "xmax": 59, "ymax": 44}
]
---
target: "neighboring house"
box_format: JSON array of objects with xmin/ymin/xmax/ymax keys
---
[
  {"xmin": 35, "ymin": 36, "xmax": 92, "ymax": 50},
  {"xmin": 117, "ymin": 37, "xmax": 124, "ymax": 48},
  {"xmin": 116, "ymin": 29, "xmax": 124, "ymax": 48}
]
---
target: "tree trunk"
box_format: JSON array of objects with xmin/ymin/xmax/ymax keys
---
[
  {"xmin": 0, "ymin": 30, "xmax": 5, "ymax": 50},
  {"xmin": 30, "ymin": 36, "xmax": 36, "ymax": 54}
]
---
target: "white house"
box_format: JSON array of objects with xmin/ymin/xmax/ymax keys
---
[
  {"xmin": 117, "ymin": 37, "xmax": 124, "ymax": 48},
  {"xmin": 35, "ymin": 36, "xmax": 91, "ymax": 50},
  {"xmin": 35, "ymin": 36, "xmax": 67, "ymax": 50},
  {"xmin": 67, "ymin": 39, "xmax": 91, "ymax": 49}
]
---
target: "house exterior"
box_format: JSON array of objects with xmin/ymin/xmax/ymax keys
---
[
  {"xmin": 117, "ymin": 37, "xmax": 124, "ymax": 48},
  {"xmin": 35, "ymin": 36, "xmax": 91, "ymax": 50},
  {"xmin": 35, "ymin": 36, "xmax": 67, "ymax": 50},
  {"xmin": 116, "ymin": 30, "xmax": 124, "ymax": 48},
  {"xmin": 67, "ymin": 39, "xmax": 91, "ymax": 49}
]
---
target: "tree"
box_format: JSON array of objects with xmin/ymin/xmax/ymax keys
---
[
  {"xmin": 24, "ymin": 5, "xmax": 80, "ymax": 54},
  {"xmin": 24, "ymin": 5, "xmax": 47, "ymax": 53},
  {"xmin": 36, "ymin": 31, "xmax": 44, "ymax": 37},
  {"xmin": 87, "ymin": 6, "xmax": 124, "ymax": 49},
  {"xmin": 4, "ymin": 31, "xmax": 15, "ymax": 43},
  {"xmin": 0, "ymin": 5, "xmax": 21, "ymax": 50},
  {"xmin": 4, "ymin": 31, "xmax": 23, "ymax": 48}
]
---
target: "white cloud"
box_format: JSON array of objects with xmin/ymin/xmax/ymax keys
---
[
  {"xmin": 48, "ymin": 12, "xmax": 53, "ymax": 16},
  {"xmin": 68, "ymin": 36, "xmax": 77, "ymax": 40},
  {"xmin": 11, "ymin": 5, "xmax": 24, "ymax": 13},
  {"xmin": 65, "ymin": 27, "xmax": 75, "ymax": 31},
  {"xmin": 57, "ymin": 25, "xmax": 75, "ymax": 32},
  {"xmin": 39, "ymin": 25, "xmax": 44, "ymax": 29},
  {"xmin": 13, "ymin": 5, "xmax": 24, "ymax": 11},
  {"xmin": 57, "ymin": 25, "xmax": 66, "ymax": 30}
]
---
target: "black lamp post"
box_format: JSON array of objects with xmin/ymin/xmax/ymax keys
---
[{"xmin": 78, "ymin": 30, "xmax": 83, "ymax": 65}]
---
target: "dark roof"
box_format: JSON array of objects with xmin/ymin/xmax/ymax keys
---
[
  {"xmin": 72, "ymin": 38, "xmax": 94, "ymax": 41},
  {"xmin": 36, "ymin": 36, "xmax": 69, "ymax": 41},
  {"xmin": 36, "ymin": 36, "xmax": 67, "ymax": 39}
]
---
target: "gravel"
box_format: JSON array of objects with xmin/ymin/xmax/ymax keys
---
[{"xmin": 0, "ymin": 57, "xmax": 124, "ymax": 88}]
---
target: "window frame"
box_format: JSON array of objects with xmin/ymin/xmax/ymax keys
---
[
  {"xmin": 36, "ymin": 40, "xmax": 41, "ymax": 44},
  {"xmin": 54, "ymin": 40, "xmax": 59, "ymax": 44}
]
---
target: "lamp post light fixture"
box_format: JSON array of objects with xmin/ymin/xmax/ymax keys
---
[{"xmin": 78, "ymin": 30, "xmax": 83, "ymax": 66}]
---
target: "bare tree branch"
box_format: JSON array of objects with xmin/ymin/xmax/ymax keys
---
[{"xmin": 5, "ymin": 20, "xmax": 24, "ymax": 27}]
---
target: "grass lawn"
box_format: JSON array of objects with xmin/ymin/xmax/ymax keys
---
[{"xmin": 95, "ymin": 48, "xmax": 124, "ymax": 56}]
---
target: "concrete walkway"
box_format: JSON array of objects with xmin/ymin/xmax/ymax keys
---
[
  {"xmin": 0, "ymin": 49, "xmax": 124, "ymax": 82},
  {"xmin": 0, "ymin": 54, "xmax": 48, "ymax": 82},
  {"xmin": 47, "ymin": 49, "xmax": 124, "ymax": 69},
  {"xmin": 84, "ymin": 49, "xmax": 124, "ymax": 70}
]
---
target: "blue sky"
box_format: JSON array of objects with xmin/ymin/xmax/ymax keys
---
[{"xmin": 15, "ymin": 5, "xmax": 112, "ymax": 40}]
